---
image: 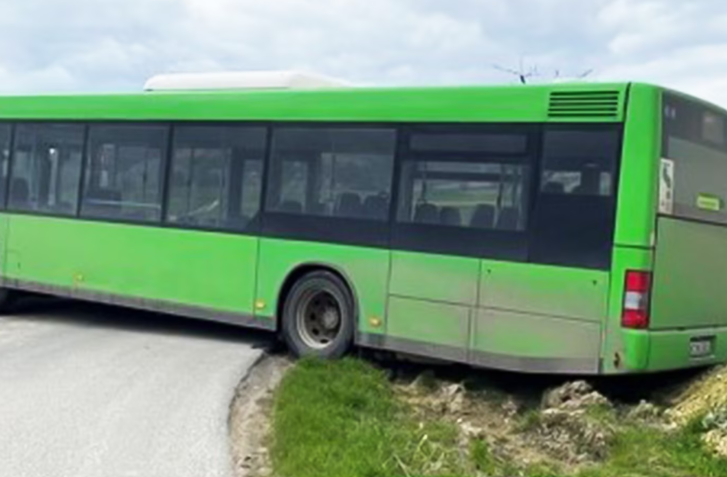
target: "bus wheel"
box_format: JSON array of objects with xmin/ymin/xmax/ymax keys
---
[
  {"xmin": 281, "ymin": 271, "xmax": 354, "ymax": 359},
  {"xmin": 0, "ymin": 288, "xmax": 13, "ymax": 313}
]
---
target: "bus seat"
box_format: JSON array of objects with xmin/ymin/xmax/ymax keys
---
[
  {"xmin": 336, "ymin": 193, "xmax": 362, "ymax": 218},
  {"xmin": 94, "ymin": 189, "xmax": 121, "ymax": 211},
  {"xmin": 497, "ymin": 207, "xmax": 519, "ymax": 230},
  {"xmin": 414, "ymin": 203, "xmax": 439, "ymax": 224},
  {"xmin": 10, "ymin": 178, "xmax": 30, "ymax": 205},
  {"xmin": 543, "ymin": 182, "xmax": 565, "ymax": 194},
  {"xmin": 363, "ymin": 195, "xmax": 389, "ymax": 220},
  {"xmin": 440, "ymin": 207, "xmax": 462, "ymax": 227},
  {"xmin": 470, "ymin": 204, "xmax": 495, "ymax": 229},
  {"xmin": 279, "ymin": 200, "xmax": 303, "ymax": 214},
  {"xmin": 82, "ymin": 189, "xmax": 122, "ymax": 218}
]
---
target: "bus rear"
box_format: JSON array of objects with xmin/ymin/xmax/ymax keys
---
[{"xmin": 620, "ymin": 88, "xmax": 727, "ymax": 372}]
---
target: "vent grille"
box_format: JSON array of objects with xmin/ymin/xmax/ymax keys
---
[{"xmin": 548, "ymin": 90, "xmax": 621, "ymax": 119}]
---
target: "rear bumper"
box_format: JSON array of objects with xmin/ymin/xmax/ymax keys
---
[{"xmin": 622, "ymin": 326, "xmax": 727, "ymax": 372}]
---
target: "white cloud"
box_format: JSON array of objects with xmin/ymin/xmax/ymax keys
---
[{"xmin": 0, "ymin": 0, "xmax": 726, "ymax": 108}]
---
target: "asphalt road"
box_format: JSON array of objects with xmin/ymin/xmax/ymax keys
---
[{"xmin": 0, "ymin": 297, "xmax": 268, "ymax": 477}]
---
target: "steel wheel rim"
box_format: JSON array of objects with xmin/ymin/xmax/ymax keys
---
[{"xmin": 296, "ymin": 289, "xmax": 342, "ymax": 350}]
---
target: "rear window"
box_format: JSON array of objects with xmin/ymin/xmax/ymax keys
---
[
  {"xmin": 662, "ymin": 93, "xmax": 727, "ymax": 224},
  {"xmin": 530, "ymin": 126, "xmax": 620, "ymax": 269}
]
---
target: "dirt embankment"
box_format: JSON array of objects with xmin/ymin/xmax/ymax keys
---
[
  {"xmin": 229, "ymin": 355, "xmax": 727, "ymax": 477},
  {"xmin": 229, "ymin": 355, "xmax": 293, "ymax": 477},
  {"xmin": 667, "ymin": 365, "xmax": 727, "ymax": 457}
]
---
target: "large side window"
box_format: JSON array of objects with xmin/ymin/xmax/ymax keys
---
[
  {"xmin": 80, "ymin": 124, "xmax": 169, "ymax": 223},
  {"xmin": 166, "ymin": 125, "xmax": 266, "ymax": 231},
  {"xmin": 263, "ymin": 126, "xmax": 396, "ymax": 247},
  {"xmin": 8, "ymin": 123, "xmax": 85, "ymax": 216},
  {"xmin": 393, "ymin": 126, "xmax": 533, "ymax": 259},
  {"xmin": 540, "ymin": 130, "xmax": 616, "ymax": 197},
  {"xmin": 530, "ymin": 126, "xmax": 620, "ymax": 269},
  {"xmin": 0, "ymin": 124, "xmax": 11, "ymax": 209},
  {"xmin": 397, "ymin": 162, "xmax": 529, "ymax": 231},
  {"xmin": 266, "ymin": 127, "xmax": 396, "ymax": 221}
]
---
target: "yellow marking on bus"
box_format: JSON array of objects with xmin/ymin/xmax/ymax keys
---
[
  {"xmin": 369, "ymin": 317, "xmax": 383, "ymax": 328},
  {"xmin": 255, "ymin": 300, "xmax": 266, "ymax": 310}
]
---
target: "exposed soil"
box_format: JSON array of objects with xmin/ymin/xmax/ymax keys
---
[
  {"xmin": 395, "ymin": 377, "xmax": 622, "ymax": 473},
  {"xmin": 666, "ymin": 365, "xmax": 727, "ymax": 457},
  {"xmin": 391, "ymin": 361, "xmax": 727, "ymax": 473},
  {"xmin": 229, "ymin": 354, "xmax": 293, "ymax": 477}
]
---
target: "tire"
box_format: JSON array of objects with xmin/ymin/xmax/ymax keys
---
[
  {"xmin": 0, "ymin": 288, "xmax": 13, "ymax": 314},
  {"xmin": 281, "ymin": 271, "xmax": 355, "ymax": 359}
]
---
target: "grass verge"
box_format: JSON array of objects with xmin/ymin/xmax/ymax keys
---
[
  {"xmin": 270, "ymin": 358, "xmax": 727, "ymax": 477},
  {"xmin": 271, "ymin": 357, "xmax": 467, "ymax": 477}
]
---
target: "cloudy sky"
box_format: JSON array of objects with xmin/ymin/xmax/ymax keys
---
[{"xmin": 0, "ymin": 0, "xmax": 726, "ymax": 106}]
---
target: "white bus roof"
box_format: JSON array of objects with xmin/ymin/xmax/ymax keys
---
[{"xmin": 143, "ymin": 70, "xmax": 353, "ymax": 92}]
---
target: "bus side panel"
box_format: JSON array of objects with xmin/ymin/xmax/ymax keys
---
[
  {"xmin": 390, "ymin": 251, "xmax": 479, "ymax": 305},
  {"xmin": 479, "ymin": 261, "xmax": 608, "ymax": 321},
  {"xmin": 638, "ymin": 218, "xmax": 727, "ymax": 371},
  {"xmin": 471, "ymin": 309, "xmax": 601, "ymax": 372},
  {"xmin": 382, "ymin": 251, "xmax": 480, "ymax": 358},
  {"xmin": 4, "ymin": 215, "xmax": 260, "ymax": 317},
  {"xmin": 254, "ymin": 238, "xmax": 390, "ymax": 337},
  {"xmin": 473, "ymin": 261, "xmax": 608, "ymax": 373},
  {"xmin": 651, "ymin": 218, "xmax": 727, "ymax": 330}
]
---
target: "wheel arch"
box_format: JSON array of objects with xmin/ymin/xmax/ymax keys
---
[{"xmin": 274, "ymin": 262, "xmax": 360, "ymax": 331}]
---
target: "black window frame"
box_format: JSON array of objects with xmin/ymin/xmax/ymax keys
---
[
  {"xmin": 0, "ymin": 120, "xmax": 273, "ymax": 237},
  {"xmin": 0, "ymin": 118, "xmax": 625, "ymax": 271},
  {"xmin": 391, "ymin": 123, "xmax": 538, "ymax": 261},
  {"xmin": 528, "ymin": 123, "xmax": 623, "ymax": 270},
  {"xmin": 164, "ymin": 123, "xmax": 268, "ymax": 234},
  {"xmin": 6, "ymin": 121, "xmax": 87, "ymax": 217},
  {"xmin": 79, "ymin": 122, "xmax": 172, "ymax": 225},
  {"xmin": 262, "ymin": 123, "xmax": 398, "ymax": 248}
]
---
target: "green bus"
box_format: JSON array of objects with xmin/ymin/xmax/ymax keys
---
[{"xmin": 0, "ymin": 79, "xmax": 725, "ymax": 375}]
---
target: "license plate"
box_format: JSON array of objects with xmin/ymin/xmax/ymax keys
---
[{"xmin": 690, "ymin": 337, "xmax": 715, "ymax": 358}]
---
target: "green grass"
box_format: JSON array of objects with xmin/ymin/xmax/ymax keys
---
[
  {"xmin": 469, "ymin": 440, "xmax": 498, "ymax": 475},
  {"xmin": 271, "ymin": 358, "xmax": 468, "ymax": 477},
  {"xmin": 576, "ymin": 418, "xmax": 727, "ymax": 477},
  {"xmin": 271, "ymin": 358, "xmax": 727, "ymax": 477}
]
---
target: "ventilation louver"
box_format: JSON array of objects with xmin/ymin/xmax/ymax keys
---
[{"xmin": 548, "ymin": 90, "xmax": 621, "ymax": 119}]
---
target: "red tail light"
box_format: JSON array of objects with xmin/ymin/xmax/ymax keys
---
[{"xmin": 621, "ymin": 270, "xmax": 652, "ymax": 329}]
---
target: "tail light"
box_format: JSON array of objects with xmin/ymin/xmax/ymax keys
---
[{"xmin": 621, "ymin": 270, "xmax": 652, "ymax": 329}]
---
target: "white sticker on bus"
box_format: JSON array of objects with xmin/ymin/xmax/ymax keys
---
[{"xmin": 659, "ymin": 158, "xmax": 675, "ymax": 215}]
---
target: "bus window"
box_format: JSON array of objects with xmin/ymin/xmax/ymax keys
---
[
  {"xmin": 396, "ymin": 161, "xmax": 529, "ymax": 231},
  {"xmin": 278, "ymin": 159, "xmax": 308, "ymax": 213},
  {"xmin": 392, "ymin": 125, "xmax": 534, "ymax": 260},
  {"xmin": 80, "ymin": 124, "xmax": 169, "ymax": 223},
  {"xmin": 541, "ymin": 129, "xmax": 617, "ymax": 197},
  {"xmin": 662, "ymin": 93, "xmax": 727, "ymax": 224},
  {"xmin": 266, "ymin": 127, "xmax": 396, "ymax": 221},
  {"xmin": 530, "ymin": 126, "xmax": 620, "ymax": 269},
  {"xmin": 165, "ymin": 126, "xmax": 266, "ymax": 231},
  {"xmin": 8, "ymin": 123, "xmax": 84, "ymax": 216}
]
